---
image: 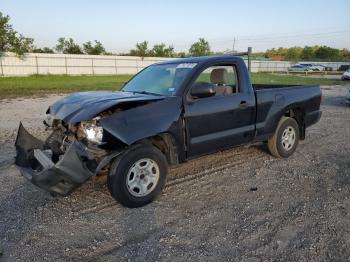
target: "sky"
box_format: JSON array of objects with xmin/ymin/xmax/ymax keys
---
[{"xmin": 1, "ymin": 0, "xmax": 350, "ymax": 53}]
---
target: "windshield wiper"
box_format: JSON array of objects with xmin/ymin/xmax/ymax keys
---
[{"xmin": 132, "ymin": 91, "xmax": 163, "ymax": 96}]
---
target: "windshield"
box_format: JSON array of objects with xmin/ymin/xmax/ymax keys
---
[{"xmin": 122, "ymin": 62, "xmax": 197, "ymax": 96}]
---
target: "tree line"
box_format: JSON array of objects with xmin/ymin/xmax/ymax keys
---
[
  {"xmin": 264, "ymin": 46, "xmax": 350, "ymax": 62},
  {"xmin": 1, "ymin": 12, "xmax": 349, "ymax": 61},
  {"xmin": 31, "ymin": 38, "xmax": 211, "ymax": 57}
]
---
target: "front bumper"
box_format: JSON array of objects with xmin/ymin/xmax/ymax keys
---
[{"xmin": 15, "ymin": 123, "xmax": 94, "ymax": 196}]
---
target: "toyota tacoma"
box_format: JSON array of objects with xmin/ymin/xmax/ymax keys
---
[{"xmin": 15, "ymin": 56, "xmax": 322, "ymax": 207}]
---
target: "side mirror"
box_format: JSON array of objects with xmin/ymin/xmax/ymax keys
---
[{"xmin": 190, "ymin": 82, "xmax": 216, "ymax": 98}]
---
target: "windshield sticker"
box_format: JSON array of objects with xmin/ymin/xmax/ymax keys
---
[
  {"xmin": 168, "ymin": 87, "xmax": 175, "ymax": 92},
  {"xmin": 176, "ymin": 63, "xmax": 197, "ymax": 69}
]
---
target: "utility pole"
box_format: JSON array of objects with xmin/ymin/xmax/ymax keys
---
[{"xmin": 248, "ymin": 47, "xmax": 252, "ymax": 74}]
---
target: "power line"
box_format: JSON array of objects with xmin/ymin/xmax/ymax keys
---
[
  {"xmin": 172, "ymin": 29, "xmax": 350, "ymax": 50},
  {"xmin": 239, "ymin": 30, "xmax": 350, "ymax": 41},
  {"xmin": 208, "ymin": 30, "xmax": 350, "ymax": 45}
]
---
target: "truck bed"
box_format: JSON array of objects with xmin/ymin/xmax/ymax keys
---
[
  {"xmin": 253, "ymin": 84, "xmax": 322, "ymax": 141},
  {"xmin": 253, "ymin": 84, "xmax": 306, "ymax": 90}
]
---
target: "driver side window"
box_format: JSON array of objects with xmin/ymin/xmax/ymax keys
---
[{"xmin": 194, "ymin": 65, "xmax": 238, "ymax": 97}]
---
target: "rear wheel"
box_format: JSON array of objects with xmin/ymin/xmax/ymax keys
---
[
  {"xmin": 108, "ymin": 144, "xmax": 168, "ymax": 208},
  {"xmin": 268, "ymin": 116, "xmax": 299, "ymax": 158}
]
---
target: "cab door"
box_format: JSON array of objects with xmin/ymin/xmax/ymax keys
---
[{"xmin": 184, "ymin": 64, "xmax": 256, "ymax": 157}]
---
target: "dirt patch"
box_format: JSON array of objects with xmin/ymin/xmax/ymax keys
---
[{"xmin": 0, "ymin": 86, "xmax": 349, "ymax": 261}]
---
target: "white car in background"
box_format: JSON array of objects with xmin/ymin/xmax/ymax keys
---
[
  {"xmin": 309, "ymin": 64, "xmax": 326, "ymax": 71},
  {"xmin": 295, "ymin": 63, "xmax": 326, "ymax": 71},
  {"xmin": 300, "ymin": 63, "xmax": 326, "ymax": 71},
  {"xmin": 288, "ymin": 65, "xmax": 313, "ymax": 71},
  {"xmin": 342, "ymin": 69, "xmax": 350, "ymax": 81}
]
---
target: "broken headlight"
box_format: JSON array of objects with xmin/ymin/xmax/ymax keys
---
[
  {"xmin": 45, "ymin": 113, "xmax": 54, "ymax": 127},
  {"xmin": 80, "ymin": 119, "xmax": 103, "ymax": 145}
]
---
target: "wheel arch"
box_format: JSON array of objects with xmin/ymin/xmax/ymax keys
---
[
  {"xmin": 283, "ymin": 107, "xmax": 306, "ymax": 140},
  {"xmin": 137, "ymin": 133, "xmax": 180, "ymax": 165}
]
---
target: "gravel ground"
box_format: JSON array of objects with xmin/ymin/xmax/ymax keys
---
[{"xmin": 0, "ymin": 85, "xmax": 349, "ymax": 261}]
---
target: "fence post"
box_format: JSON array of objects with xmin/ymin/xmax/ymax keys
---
[
  {"xmin": 91, "ymin": 58, "xmax": 95, "ymax": 75},
  {"xmin": 115, "ymin": 57, "xmax": 118, "ymax": 75},
  {"xmin": 64, "ymin": 56, "xmax": 68, "ymax": 75},
  {"xmin": 0, "ymin": 55, "xmax": 3, "ymax": 76},
  {"xmin": 35, "ymin": 55, "xmax": 39, "ymax": 74}
]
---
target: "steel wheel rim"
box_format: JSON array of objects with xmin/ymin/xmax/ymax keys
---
[
  {"xmin": 126, "ymin": 158, "xmax": 160, "ymax": 197},
  {"xmin": 281, "ymin": 125, "xmax": 296, "ymax": 151}
]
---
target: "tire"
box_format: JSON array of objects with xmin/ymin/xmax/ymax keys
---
[
  {"xmin": 268, "ymin": 116, "xmax": 300, "ymax": 158},
  {"xmin": 108, "ymin": 144, "xmax": 168, "ymax": 208}
]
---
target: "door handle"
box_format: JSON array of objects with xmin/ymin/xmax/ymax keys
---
[{"xmin": 239, "ymin": 101, "xmax": 248, "ymax": 108}]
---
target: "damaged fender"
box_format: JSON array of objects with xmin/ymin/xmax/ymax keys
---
[{"xmin": 100, "ymin": 96, "xmax": 183, "ymax": 145}]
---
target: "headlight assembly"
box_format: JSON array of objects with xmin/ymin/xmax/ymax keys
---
[
  {"xmin": 45, "ymin": 113, "xmax": 54, "ymax": 127},
  {"xmin": 80, "ymin": 119, "xmax": 103, "ymax": 145}
]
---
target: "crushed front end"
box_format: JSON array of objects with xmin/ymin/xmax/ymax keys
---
[
  {"xmin": 14, "ymin": 115, "xmax": 119, "ymax": 196},
  {"xmin": 14, "ymin": 91, "xmax": 177, "ymax": 197}
]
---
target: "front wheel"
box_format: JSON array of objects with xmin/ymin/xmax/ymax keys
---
[
  {"xmin": 108, "ymin": 144, "xmax": 168, "ymax": 208},
  {"xmin": 268, "ymin": 116, "xmax": 300, "ymax": 158}
]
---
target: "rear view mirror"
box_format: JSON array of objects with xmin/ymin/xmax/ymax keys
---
[{"xmin": 190, "ymin": 82, "xmax": 216, "ymax": 98}]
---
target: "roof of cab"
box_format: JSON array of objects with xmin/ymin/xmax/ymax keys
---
[{"xmin": 154, "ymin": 55, "xmax": 244, "ymax": 65}]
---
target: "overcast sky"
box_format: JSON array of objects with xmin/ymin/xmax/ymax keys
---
[{"xmin": 1, "ymin": 0, "xmax": 349, "ymax": 53}]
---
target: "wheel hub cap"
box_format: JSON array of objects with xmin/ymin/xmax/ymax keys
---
[
  {"xmin": 281, "ymin": 126, "xmax": 296, "ymax": 151},
  {"xmin": 126, "ymin": 158, "xmax": 160, "ymax": 197}
]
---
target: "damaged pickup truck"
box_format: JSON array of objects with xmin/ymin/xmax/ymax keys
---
[{"xmin": 15, "ymin": 56, "xmax": 322, "ymax": 207}]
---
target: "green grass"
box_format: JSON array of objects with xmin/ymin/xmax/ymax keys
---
[
  {"xmin": 0, "ymin": 74, "xmax": 132, "ymax": 98},
  {"xmin": 0, "ymin": 73, "xmax": 347, "ymax": 98}
]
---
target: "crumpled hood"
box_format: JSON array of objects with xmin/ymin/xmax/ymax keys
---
[{"xmin": 49, "ymin": 91, "xmax": 165, "ymax": 123}]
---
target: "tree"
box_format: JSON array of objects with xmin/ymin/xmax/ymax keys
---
[
  {"xmin": 300, "ymin": 46, "xmax": 314, "ymax": 60},
  {"xmin": 55, "ymin": 37, "xmax": 83, "ymax": 54},
  {"xmin": 176, "ymin": 52, "xmax": 187, "ymax": 58},
  {"xmin": 129, "ymin": 41, "xmax": 149, "ymax": 57},
  {"xmin": 0, "ymin": 12, "xmax": 34, "ymax": 56},
  {"xmin": 189, "ymin": 38, "xmax": 211, "ymax": 57},
  {"xmin": 32, "ymin": 47, "xmax": 55, "ymax": 53},
  {"xmin": 83, "ymin": 40, "xmax": 106, "ymax": 55},
  {"xmin": 265, "ymin": 47, "xmax": 289, "ymax": 60},
  {"xmin": 340, "ymin": 48, "xmax": 350, "ymax": 60},
  {"xmin": 285, "ymin": 47, "xmax": 302, "ymax": 62},
  {"xmin": 150, "ymin": 43, "xmax": 174, "ymax": 57},
  {"xmin": 314, "ymin": 46, "xmax": 340, "ymax": 60}
]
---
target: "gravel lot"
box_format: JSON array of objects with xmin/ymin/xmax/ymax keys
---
[{"xmin": 0, "ymin": 85, "xmax": 349, "ymax": 261}]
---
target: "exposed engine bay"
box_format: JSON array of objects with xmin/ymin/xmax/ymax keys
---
[
  {"xmin": 43, "ymin": 99, "xmax": 158, "ymax": 168},
  {"xmin": 15, "ymin": 112, "xmax": 119, "ymax": 196},
  {"xmin": 45, "ymin": 113, "xmax": 112, "ymax": 169}
]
